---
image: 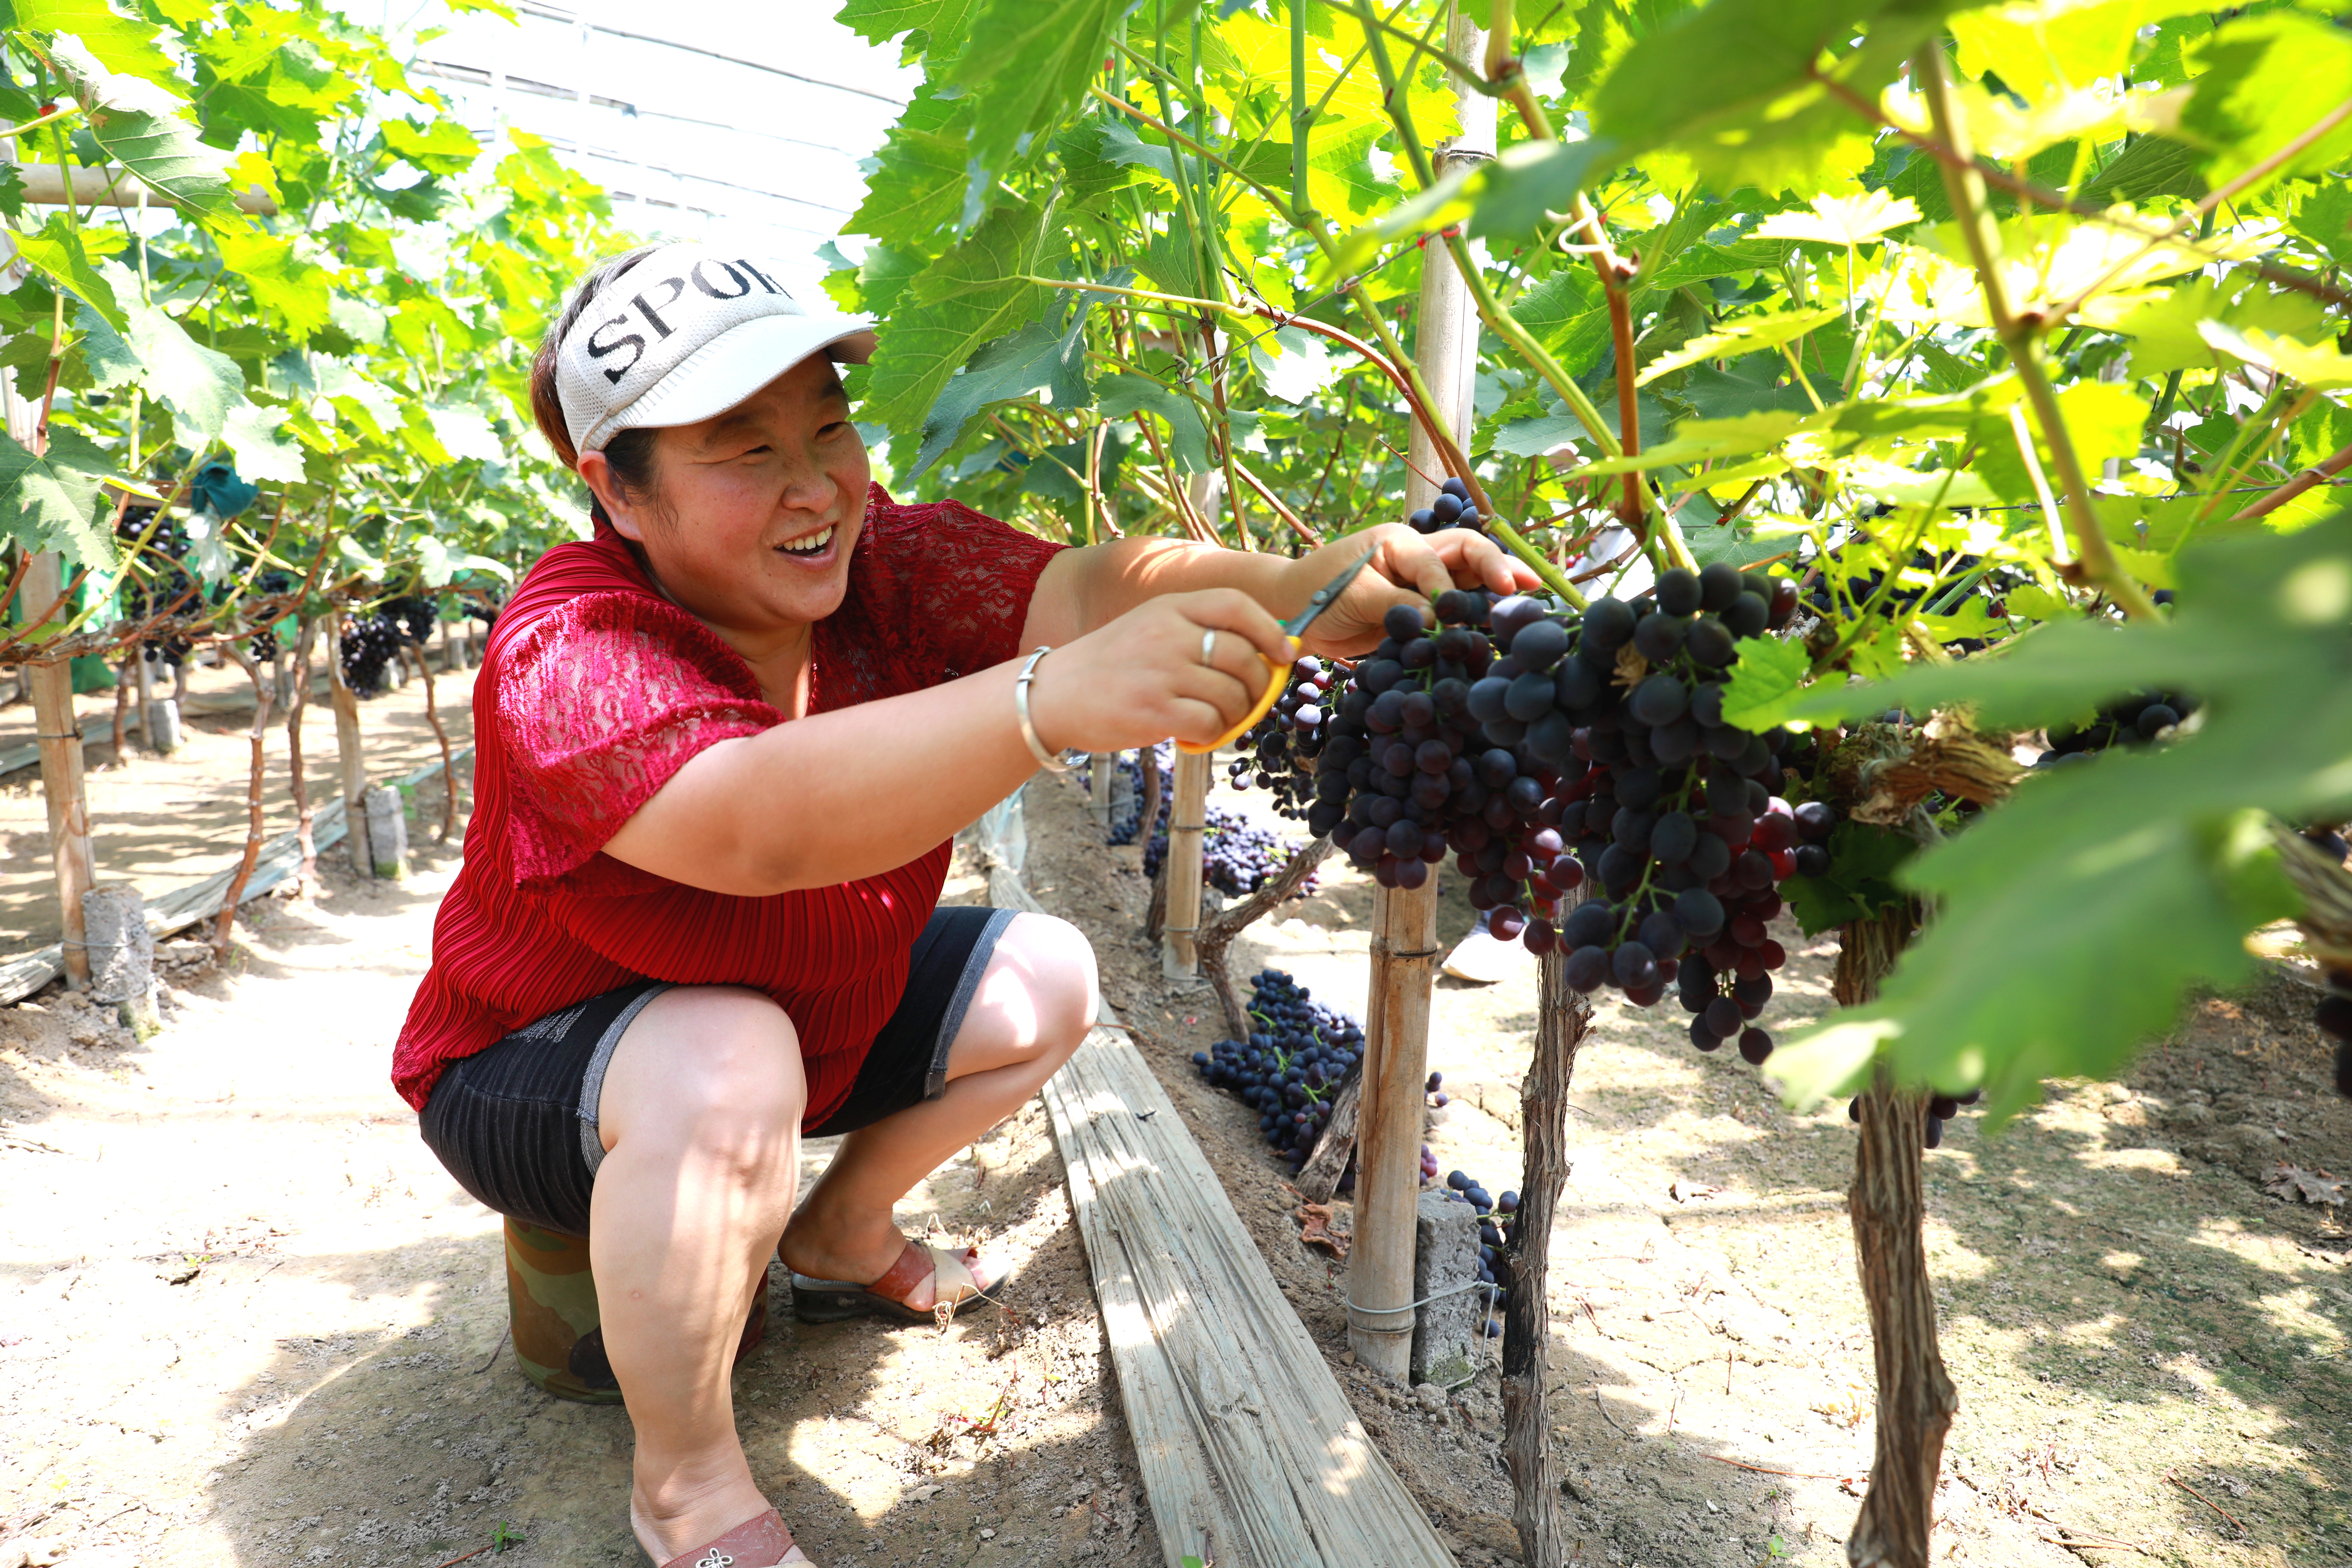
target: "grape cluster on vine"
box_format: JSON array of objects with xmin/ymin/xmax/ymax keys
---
[
  {"xmin": 1191, "ymin": 969, "xmax": 1363, "ymax": 1171},
  {"xmin": 1227, "ymin": 656, "xmax": 1330, "ymax": 820},
  {"xmin": 339, "ymin": 612, "xmax": 402, "ymax": 696},
  {"xmin": 2033, "ymin": 690, "xmax": 2198, "ymax": 767},
  {"xmin": 1307, "ymin": 557, "xmax": 1830, "ymax": 1068},
  {"xmin": 1407, "ymin": 475, "xmax": 1484, "ymax": 536}
]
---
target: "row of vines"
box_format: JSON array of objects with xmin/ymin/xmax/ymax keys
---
[
  {"xmin": 0, "ymin": 0, "xmax": 623, "ymax": 946},
  {"xmin": 831, "ymin": 0, "xmax": 2351, "ymax": 1563}
]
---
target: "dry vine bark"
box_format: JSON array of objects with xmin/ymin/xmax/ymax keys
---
[
  {"xmin": 415, "ymin": 638, "xmax": 458, "ymax": 841},
  {"xmin": 1502, "ymin": 940, "xmax": 1592, "ymax": 1568},
  {"xmin": 1837, "ymin": 904, "xmax": 1951, "ymax": 1568},
  {"xmin": 1196, "ymin": 836, "xmax": 1332, "ymax": 1038},
  {"xmin": 214, "ymin": 643, "xmax": 278, "ymax": 957}
]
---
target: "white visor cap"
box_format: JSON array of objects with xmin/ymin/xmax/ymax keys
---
[{"xmin": 555, "ymin": 244, "xmax": 876, "ymax": 456}]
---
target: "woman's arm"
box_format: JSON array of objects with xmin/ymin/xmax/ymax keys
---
[
  {"xmin": 602, "ymin": 588, "xmax": 1292, "ymax": 897},
  {"xmin": 1019, "ymin": 525, "xmax": 1543, "ymax": 659}
]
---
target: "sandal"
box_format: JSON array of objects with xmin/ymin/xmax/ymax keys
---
[
  {"xmin": 658, "ymin": 1507, "xmax": 809, "ymax": 1568},
  {"xmin": 788, "ymin": 1238, "xmax": 1009, "ymax": 1324}
]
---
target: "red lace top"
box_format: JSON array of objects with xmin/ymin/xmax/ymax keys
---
[{"xmin": 391, "ymin": 484, "xmax": 1064, "ymax": 1123}]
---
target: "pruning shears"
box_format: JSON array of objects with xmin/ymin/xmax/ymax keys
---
[{"xmin": 1179, "ymin": 544, "xmax": 1378, "ymax": 756}]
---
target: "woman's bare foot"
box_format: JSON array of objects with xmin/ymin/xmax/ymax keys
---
[{"xmin": 631, "ymin": 1465, "xmax": 816, "ymax": 1566}]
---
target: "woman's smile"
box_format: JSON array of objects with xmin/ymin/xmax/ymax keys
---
[{"xmin": 775, "ymin": 522, "xmax": 838, "ymax": 561}]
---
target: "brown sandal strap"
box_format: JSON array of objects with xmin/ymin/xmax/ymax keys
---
[
  {"xmin": 659, "ymin": 1507, "xmax": 794, "ymax": 1568},
  {"xmin": 865, "ymin": 1239, "xmax": 938, "ymax": 1305}
]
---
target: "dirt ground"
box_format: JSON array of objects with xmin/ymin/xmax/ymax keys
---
[
  {"xmin": 2, "ymin": 743, "xmax": 2346, "ymax": 1568},
  {"xmin": 0, "ymin": 802, "xmax": 1155, "ymax": 1567},
  {"xmin": 1012, "ymin": 766, "xmax": 2352, "ymax": 1568}
]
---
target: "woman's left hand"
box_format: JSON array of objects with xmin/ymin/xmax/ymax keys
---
[{"xmin": 1283, "ymin": 524, "xmax": 1544, "ymax": 658}]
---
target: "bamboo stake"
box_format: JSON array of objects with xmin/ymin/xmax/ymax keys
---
[
  {"xmin": 1162, "ymin": 748, "xmax": 1212, "ymax": 977},
  {"xmin": 326, "ymin": 617, "xmax": 372, "ymax": 877},
  {"xmin": 1348, "ymin": 2, "xmax": 1493, "ymax": 1382},
  {"xmin": 23, "ymin": 554, "xmax": 94, "ymax": 989},
  {"xmin": 286, "ymin": 617, "xmax": 318, "ymax": 888}
]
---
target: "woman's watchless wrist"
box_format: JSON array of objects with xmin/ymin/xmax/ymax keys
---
[{"xmin": 1012, "ymin": 648, "xmax": 1076, "ymax": 773}]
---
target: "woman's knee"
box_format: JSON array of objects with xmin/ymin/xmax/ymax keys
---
[
  {"xmin": 1000, "ymin": 913, "xmax": 1098, "ymax": 1058},
  {"xmin": 600, "ymin": 986, "xmax": 806, "ymax": 1166}
]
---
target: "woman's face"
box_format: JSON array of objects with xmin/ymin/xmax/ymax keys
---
[{"xmin": 583, "ymin": 354, "xmax": 870, "ymax": 642}]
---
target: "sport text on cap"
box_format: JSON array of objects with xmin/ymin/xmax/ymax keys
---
[{"xmin": 556, "ymin": 244, "xmax": 876, "ymax": 456}]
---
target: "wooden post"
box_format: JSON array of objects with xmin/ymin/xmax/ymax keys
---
[
  {"xmin": 326, "ymin": 617, "xmax": 372, "ymax": 877},
  {"xmin": 1088, "ymin": 754, "xmax": 1114, "ymax": 836},
  {"xmin": 1161, "ymin": 748, "xmax": 1211, "ymax": 977},
  {"xmin": 1347, "ymin": 4, "xmax": 1493, "ymax": 1382},
  {"xmin": 24, "ymin": 553, "xmax": 96, "ymax": 989}
]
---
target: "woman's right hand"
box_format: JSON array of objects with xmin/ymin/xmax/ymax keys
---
[{"xmin": 1023, "ymin": 588, "xmax": 1296, "ymax": 754}]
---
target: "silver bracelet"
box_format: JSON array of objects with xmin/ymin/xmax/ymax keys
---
[{"xmin": 1013, "ymin": 647, "xmax": 1077, "ymax": 774}]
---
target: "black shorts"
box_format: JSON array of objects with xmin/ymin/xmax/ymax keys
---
[{"xmin": 418, "ymin": 904, "xmax": 1017, "ymax": 1236}]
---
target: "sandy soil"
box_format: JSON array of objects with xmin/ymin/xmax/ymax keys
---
[
  {"xmin": 4, "ymin": 743, "xmax": 2347, "ymax": 1568},
  {"xmin": 1012, "ymin": 765, "xmax": 2352, "ymax": 1568}
]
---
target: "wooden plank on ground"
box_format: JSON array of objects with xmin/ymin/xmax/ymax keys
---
[
  {"xmin": 0, "ymin": 746, "xmax": 472, "ymax": 1005},
  {"xmin": 968, "ymin": 792, "xmax": 1455, "ymax": 1568}
]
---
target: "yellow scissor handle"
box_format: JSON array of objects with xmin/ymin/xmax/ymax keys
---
[{"xmin": 1177, "ymin": 635, "xmax": 1300, "ymax": 755}]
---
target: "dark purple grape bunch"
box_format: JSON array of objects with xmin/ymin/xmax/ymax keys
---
[
  {"xmin": 1228, "ymin": 656, "xmax": 1332, "ymax": 820},
  {"xmin": 1144, "ymin": 802, "xmax": 1322, "ymax": 899},
  {"xmin": 1497, "ymin": 565, "xmax": 1809, "ymax": 1054},
  {"xmin": 1313, "ymin": 593, "xmax": 1581, "ymax": 921},
  {"xmin": 2036, "ymin": 691, "xmax": 2196, "ymax": 767},
  {"xmin": 1441, "ymin": 1161, "xmax": 1518, "ymax": 1337},
  {"xmin": 338, "ymin": 611, "xmax": 401, "ymax": 696},
  {"xmin": 1408, "ymin": 475, "xmax": 1484, "ymax": 535},
  {"xmin": 1848, "ymin": 1088, "xmax": 1981, "ymax": 1148},
  {"xmin": 1190, "ymin": 968, "xmax": 1364, "ymax": 1171},
  {"xmin": 2305, "ymin": 827, "xmax": 2352, "ymax": 1099}
]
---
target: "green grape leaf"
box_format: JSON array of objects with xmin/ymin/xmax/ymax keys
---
[
  {"xmin": 1767, "ymin": 511, "xmax": 2352, "ymax": 1119},
  {"xmin": 1590, "ymin": 0, "xmax": 1961, "ymax": 193},
  {"xmin": 212, "ymin": 228, "xmax": 331, "ymax": 336},
  {"xmin": 1717, "ymin": 630, "xmax": 1812, "ymax": 732},
  {"xmin": 10, "ymin": 218, "xmax": 123, "ymax": 330},
  {"xmin": 947, "ymin": 0, "xmax": 1124, "ymax": 189},
  {"xmin": 381, "ymin": 118, "xmax": 483, "ymax": 177},
  {"xmin": 845, "ymin": 84, "xmax": 971, "ymax": 251},
  {"xmin": 2290, "ymin": 181, "xmax": 2352, "ymax": 269},
  {"xmin": 909, "ymin": 307, "xmax": 1095, "ymax": 481},
  {"xmin": 222, "ymin": 402, "xmax": 307, "ymax": 483},
  {"xmin": 1636, "ymin": 304, "xmax": 1841, "ymax": 386},
  {"xmin": 85, "ymin": 103, "xmax": 234, "ymax": 220},
  {"xmin": 427, "ymin": 401, "xmax": 507, "ymax": 464},
  {"xmin": 0, "ymin": 424, "xmax": 116, "ymax": 568},
  {"xmin": 5, "ymin": 0, "xmax": 179, "ymax": 87},
  {"xmin": 97, "ymin": 260, "xmax": 245, "ymax": 442},
  {"xmin": 2175, "ymin": 13, "xmax": 2352, "ymax": 195},
  {"xmin": 837, "ymin": 0, "xmax": 977, "ymax": 60},
  {"xmin": 2077, "ymin": 134, "xmax": 2207, "ymax": 205},
  {"xmin": 861, "ymin": 198, "xmax": 1049, "ymax": 433},
  {"xmin": 1097, "ymin": 372, "xmax": 1212, "ymax": 475},
  {"xmin": 1779, "ymin": 821, "xmax": 1917, "ymax": 936}
]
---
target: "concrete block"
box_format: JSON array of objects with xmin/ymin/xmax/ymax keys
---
[
  {"xmin": 142, "ymin": 697, "xmax": 181, "ymax": 754},
  {"xmin": 1411, "ymin": 1187, "xmax": 1481, "ymax": 1387},
  {"xmin": 363, "ymin": 784, "xmax": 408, "ymax": 879},
  {"xmin": 82, "ymin": 884, "xmax": 158, "ymax": 1039}
]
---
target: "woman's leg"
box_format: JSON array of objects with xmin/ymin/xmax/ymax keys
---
[
  {"xmin": 779, "ymin": 912, "xmax": 1096, "ymax": 1306},
  {"xmin": 589, "ymin": 985, "xmax": 815, "ymax": 1565}
]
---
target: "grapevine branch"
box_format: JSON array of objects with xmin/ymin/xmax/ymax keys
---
[
  {"xmin": 2227, "ymin": 438, "xmax": 2352, "ymax": 524},
  {"xmin": 1914, "ymin": 45, "xmax": 2158, "ymax": 623},
  {"xmin": 1029, "ymin": 274, "xmax": 1587, "ymax": 604},
  {"xmin": 1812, "ymin": 69, "xmax": 2352, "ymax": 312}
]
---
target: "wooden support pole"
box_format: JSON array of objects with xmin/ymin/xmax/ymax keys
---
[
  {"xmin": 1347, "ymin": 4, "xmax": 1493, "ymax": 1382},
  {"xmin": 1161, "ymin": 748, "xmax": 1211, "ymax": 977},
  {"xmin": 24, "ymin": 553, "xmax": 95, "ymax": 989},
  {"xmin": 326, "ymin": 617, "xmax": 372, "ymax": 877},
  {"xmin": 1089, "ymin": 753, "xmax": 1115, "ymax": 836}
]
